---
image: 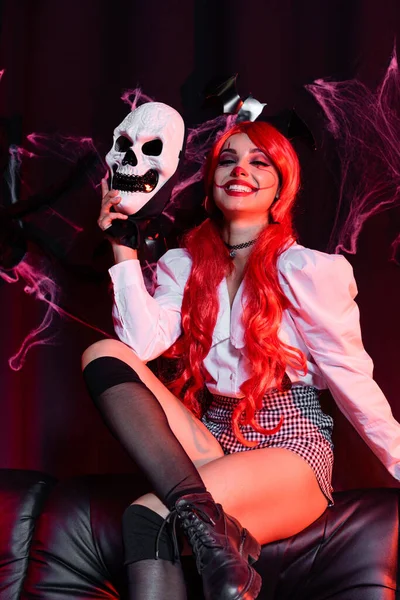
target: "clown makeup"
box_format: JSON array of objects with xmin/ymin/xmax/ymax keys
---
[{"xmin": 213, "ymin": 133, "xmax": 280, "ymax": 221}]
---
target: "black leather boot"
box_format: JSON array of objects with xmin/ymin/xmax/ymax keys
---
[{"xmin": 174, "ymin": 492, "xmax": 262, "ymax": 600}]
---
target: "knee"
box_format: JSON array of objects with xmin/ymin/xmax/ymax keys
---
[
  {"xmin": 82, "ymin": 342, "xmax": 146, "ymax": 401},
  {"xmin": 81, "ymin": 339, "xmax": 131, "ymax": 371},
  {"xmin": 131, "ymin": 493, "xmax": 169, "ymax": 518},
  {"xmin": 122, "ymin": 502, "xmax": 174, "ymax": 563}
]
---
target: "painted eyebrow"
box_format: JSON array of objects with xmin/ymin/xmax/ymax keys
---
[{"xmin": 220, "ymin": 147, "xmax": 268, "ymax": 156}]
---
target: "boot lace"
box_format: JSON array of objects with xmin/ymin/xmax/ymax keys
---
[
  {"xmin": 155, "ymin": 511, "xmax": 181, "ymax": 562},
  {"xmin": 155, "ymin": 502, "xmax": 220, "ymax": 571}
]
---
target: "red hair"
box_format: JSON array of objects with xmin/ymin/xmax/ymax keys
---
[{"xmin": 164, "ymin": 121, "xmax": 307, "ymax": 446}]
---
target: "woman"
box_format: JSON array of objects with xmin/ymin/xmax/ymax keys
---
[{"xmin": 82, "ymin": 120, "xmax": 400, "ymax": 600}]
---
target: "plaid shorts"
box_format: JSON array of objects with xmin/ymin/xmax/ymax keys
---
[{"xmin": 201, "ymin": 385, "xmax": 334, "ymax": 504}]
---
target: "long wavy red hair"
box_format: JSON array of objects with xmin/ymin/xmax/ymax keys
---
[{"xmin": 164, "ymin": 120, "xmax": 307, "ymax": 446}]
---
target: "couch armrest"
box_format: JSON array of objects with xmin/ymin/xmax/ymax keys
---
[
  {"xmin": 23, "ymin": 474, "xmax": 152, "ymax": 599},
  {"xmin": 258, "ymin": 488, "xmax": 400, "ymax": 599},
  {"xmin": 0, "ymin": 469, "xmax": 56, "ymax": 600},
  {"xmin": 22, "ymin": 475, "xmax": 400, "ymax": 599}
]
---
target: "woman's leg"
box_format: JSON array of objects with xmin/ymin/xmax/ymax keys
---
[
  {"xmin": 122, "ymin": 504, "xmax": 188, "ymax": 600},
  {"xmin": 82, "ymin": 340, "xmax": 327, "ymax": 597},
  {"xmin": 82, "ymin": 339, "xmax": 261, "ymax": 600},
  {"xmin": 135, "ymin": 447, "xmax": 328, "ymax": 545},
  {"xmin": 82, "ymin": 339, "xmax": 224, "ymax": 473},
  {"xmin": 130, "ymin": 446, "xmax": 327, "ymax": 600},
  {"xmin": 82, "ymin": 339, "xmax": 225, "ymax": 511},
  {"xmin": 201, "ymin": 447, "xmax": 328, "ymax": 544}
]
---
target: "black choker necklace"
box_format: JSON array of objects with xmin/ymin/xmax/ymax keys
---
[{"xmin": 224, "ymin": 238, "xmax": 257, "ymax": 258}]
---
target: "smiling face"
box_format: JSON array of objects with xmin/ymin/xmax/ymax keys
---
[{"xmin": 212, "ymin": 133, "xmax": 280, "ymax": 223}]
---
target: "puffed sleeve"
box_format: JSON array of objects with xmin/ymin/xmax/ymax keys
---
[
  {"xmin": 279, "ymin": 245, "xmax": 400, "ymax": 480},
  {"xmin": 108, "ymin": 248, "xmax": 192, "ymax": 362}
]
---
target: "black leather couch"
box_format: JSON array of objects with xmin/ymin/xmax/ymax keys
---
[{"xmin": 1, "ymin": 468, "xmax": 399, "ymax": 599}]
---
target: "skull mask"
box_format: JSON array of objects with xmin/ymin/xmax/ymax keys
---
[{"xmin": 105, "ymin": 102, "xmax": 185, "ymax": 216}]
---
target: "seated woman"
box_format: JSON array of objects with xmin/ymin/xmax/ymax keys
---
[{"xmin": 82, "ymin": 120, "xmax": 400, "ymax": 600}]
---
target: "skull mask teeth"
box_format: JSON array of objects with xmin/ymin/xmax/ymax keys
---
[
  {"xmin": 112, "ymin": 169, "xmax": 159, "ymax": 193},
  {"xmin": 105, "ymin": 102, "xmax": 185, "ymax": 215}
]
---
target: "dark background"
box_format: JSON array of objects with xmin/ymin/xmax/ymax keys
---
[{"xmin": 0, "ymin": 0, "xmax": 399, "ymax": 491}]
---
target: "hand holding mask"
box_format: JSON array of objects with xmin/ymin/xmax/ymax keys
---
[{"xmin": 103, "ymin": 102, "xmax": 185, "ymax": 254}]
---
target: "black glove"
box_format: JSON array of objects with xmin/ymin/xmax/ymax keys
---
[
  {"xmin": 106, "ymin": 167, "xmax": 181, "ymax": 251},
  {"xmin": 106, "ymin": 215, "xmax": 143, "ymax": 249}
]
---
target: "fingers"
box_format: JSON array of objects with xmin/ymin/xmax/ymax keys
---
[
  {"xmin": 101, "ymin": 181, "xmax": 119, "ymax": 208},
  {"xmin": 98, "ymin": 210, "xmax": 128, "ymax": 231},
  {"xmin": 102, "ymin": 192, "xmax": 121, "ymax": 211},
  {"xmin": 99, "ymin": 178, "xmax": 128, "ymax": 231},
  {"xmin": 101, "ymin": 178, "xmax": 109, "ymax": 198}
]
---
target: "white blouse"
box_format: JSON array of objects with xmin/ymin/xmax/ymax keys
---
[{"xmin": 109, "ymin": 242, "xmax": 400, "ymax": 481}]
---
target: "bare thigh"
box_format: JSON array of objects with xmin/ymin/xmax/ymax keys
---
[
  {"xmin": 82, "ymin": 339, "xmax": 224, "ymax": 468},
  {"xmin": 198, "ymin": 447, "xmax": 329, "ymax": 545},
  {"xmin": 135, "ymin": 446, "xmax": 328, "ymax": 545},
  {"xmin": 83, "ymin": 340, "xmax": 328, "ymax": 544}
]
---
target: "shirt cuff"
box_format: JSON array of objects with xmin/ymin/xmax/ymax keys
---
[{"xmin": 108, "ymin": 259, "xmax": 145, "ymax": 292}]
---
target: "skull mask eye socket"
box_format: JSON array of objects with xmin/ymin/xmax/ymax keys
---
[
  {"xmin": 105, "ymin": 102, "xmax": 185, "ymax": 216},
  {"xmin": 142, "ymin": 139, "xmax": 163, "ymax": 156},
  {"xmin": 115, "ymin": 135, "xmax": 132, "ymax": 153}
]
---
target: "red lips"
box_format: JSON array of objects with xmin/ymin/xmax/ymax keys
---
[
  {"xmin": 225, "ymin": 179, "xmax": 257, "ymax": 190},
  {"xmin": 215, "ymin": 179, "xmax": 258, "ymax": 191}
]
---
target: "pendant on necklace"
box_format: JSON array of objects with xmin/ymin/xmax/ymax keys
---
[{"xmin": 225, "ymin": 237, "xmax": 257, "ymax": 258}]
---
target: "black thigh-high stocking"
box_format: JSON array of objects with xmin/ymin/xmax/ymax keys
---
[
  {"xmin": 126, "ymin": 559, "xmax": 187, "ymax": 600},
  {"xmin": 82, "ymin": 356, "xmax": 207, "ymax": 509},
  {"xmin": 123, "ymin": 505, "xmax": 187, "ymax": 600}
]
